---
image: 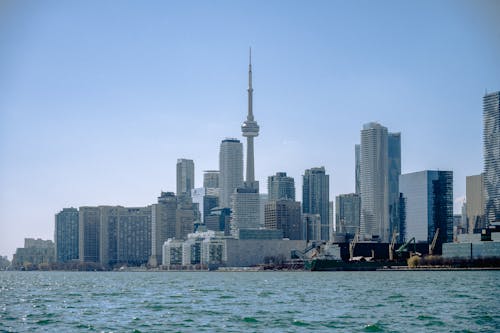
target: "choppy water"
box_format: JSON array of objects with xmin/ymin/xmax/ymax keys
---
[{"xmin": 0, "ymin": 270, "xmax": 499, "ymax": 332}]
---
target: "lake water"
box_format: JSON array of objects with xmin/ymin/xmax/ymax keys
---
[{"xmin": 0, "ymin": 270, "xmax": 498, "ymax": 332}]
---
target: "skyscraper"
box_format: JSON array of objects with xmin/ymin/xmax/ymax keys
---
[
  {"xmin": 302, "ymin": 167, "xmax": 330, "ymax": 241},
  {"xmin": 399, "ymin": 170, "xmax": 453, "ymax": 251},
  {"xmin": 264, "ymin": 200, "xmax": 302, "ymax": 240},
  {"xmin": 359, "ymin": 122, "xmax": 401, "ymax": 242},
  {"xmin": 483, "ymin": 91, "xmax": 500, "ymax": 225},
  {"xmin": 219, "ymin": 138, "xmax": 243, "ymax": 208},
  {"xmin": 360, "ymin": 122, "xmax": 389, "ymax": 242},
  {"xmin": 55, "ymin": 207, "xmax": 79, "ymax": 263},
  {"xmin": 79, "ymin": 206, "xmax": 100, "ymax": 262},
  {"xmin": 176, "ymin": 158, "xmax": 195, "ymax": 197},
  {"xmin": 150, "ymin": 192, "xmax": 177, "ymax": 266},
  {"xmin": 268, "ymin": 172, "xmax": 295, "ymax": 201},
  {"xmin": 355, "ymin": 144, "xmax": 360, "ymax": 195}
]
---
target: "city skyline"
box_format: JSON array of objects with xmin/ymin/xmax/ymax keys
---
[{"xmin": 1, "ymin": 1, "xmax": 500, "ymax": 258}]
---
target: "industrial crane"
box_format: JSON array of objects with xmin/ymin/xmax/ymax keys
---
[
  {"xmin": 389, "ymin": 231, "xmax": 399, "ymax": 261},
  {"xmin": 429, "ymin": 228, "xmax": 440, "ymax": 256}
]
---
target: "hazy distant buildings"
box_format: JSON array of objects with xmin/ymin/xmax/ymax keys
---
[
  {"xmin": 466, "ymin": 174, "xmax": 486, "ymax": 233},
  {"xmin": 203, "ymin": 170, "xmax": 220, "ymax": 189},
  {"xmin": 12, "ymin": 238, "xmax": 55, "ymax": 268},
  {"xmin": 191, "ymin": 187, "xmax": 219, "ymax": 225},
  {"xmin": 55, "ymin": 207, "xmax": 79, "ymax": 263},
  {"xmin": 219, "ymin": 138, "xmax": 243, "ymax": 208},
  {"xmin": 176, "ymin": 158, "xmax": 195, "ymax": 197},
  {"xmin": 483, "ymin": 91, "xmax": 500, "ymax": 225},
  {"xmin": 268, "ymin": 172, "xmax": 295, "ymax": 201},
  {"xmin": 359, "ymin": 122, "xmax": 400, "ymax": 242},
  {"xmin": 335, "ymin": 193, "xmax": 360, "ymax": 235},
  {"xmin": 302, "ymin": 167, "xmax": 330, "ymax": 241},
  {"xmin": 399, "ymin": 170, "xmax": 453, "ymax": 250},
  {"xmin": 264, "ymin": 200, "xmax": 302, "ymax": 240},
  {"xmin": 176, "ymin": 198, "xmax": 198, "ymax": 240}
]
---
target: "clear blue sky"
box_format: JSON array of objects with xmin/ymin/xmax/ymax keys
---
[{"xmin": 1, "ymin": 1, "xmax": 499, "ymax": 258}]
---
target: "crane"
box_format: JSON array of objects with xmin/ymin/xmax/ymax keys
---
[
  {"xmin": 429, "ymin": 228, "xmax": 440, "ymax": 256},
  {"xmin": 389, "ymin": 231, "xmax": 399, "ymax": 261},
  {"xmin": 349, "ymin": 232, "xmax": 358, "ymax": 260}
]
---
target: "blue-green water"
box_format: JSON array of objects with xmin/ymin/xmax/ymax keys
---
[{"xmin": 0, "ymin": 270, "xmax": 498, "ymax": 332}]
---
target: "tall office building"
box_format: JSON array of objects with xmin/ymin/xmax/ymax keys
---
[
  {"xmin": 483, "ymin": 91, "xmax": 500, "ymax": 225},
  {"xmin": 176, "ymin": 159, "xmax": 195, "ymax": 197},
  {"xmin": 79, "ymin": 206, "xmax": 100, "ymax": 262},
  {"xmin": 176, "ymin": 198, "xmax": 197, "ymax": 240},
  {"xmin": 203, "ymin": 170, "xmax": 220, "ymax": 189},
  {"xmin": 265, "ymin": 200, "xmax": 302, "ymax": 240},
  {"xmin": 388, "ymin": 132, "xmax": 402, "ymax": 240},
  {"xmin": 302, "ymin": 167, "xmax": 330, "ymax": 241},
  {"xmin": 191, "ymin": 187, "xmax": 219, "ymax": 224},
  {"xmin": 335, "ymin": 193, "xmax": 360, "ymax": 235},
  {"xmin": 150, "ymin": 192, "xmax": 177, "ymax": 266},
  {"xmin": 54, "ymin": 208, "xmax": 79, "ymax": 263},
  {"xmin": 359, "ymin": 122, "xmax": 400, "ymax": 242},
  {"xmin": 219, "ymin": 138, "xmax": 243, "ymax": 208},
  {"xmin": 355, "ymin": 144, "xmax": 360, "ymax": 195},
  {"xmin": 399, "ymin": 170, "xmax": 453, "ymax": 250},
  {"xmin": 466, "ymin": 174, "xmax": 486, "ymax": 233},
  {"xmin": 268, "ymin": 172, "xmax": 295, "ymax": 201}
]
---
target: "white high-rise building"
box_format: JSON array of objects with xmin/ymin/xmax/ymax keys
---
[
  {"xmin": 359, "ymin": 122, "xmax": 389, "ymax": 242},
  {"xmin": 483, "ymin": 91, "xmax": 500, "ymax": 225},
  {"xmin": 219, "ymin": 138, "xmax": 243, "ymax": 208}
]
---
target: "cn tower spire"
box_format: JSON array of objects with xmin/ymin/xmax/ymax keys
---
[{"xmin": 241, "ymin": 47, "xmax": 259, "ymax": 188}]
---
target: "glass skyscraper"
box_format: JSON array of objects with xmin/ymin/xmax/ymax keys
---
[
  {"xmin": 483, "ymin": 91, "xmax": 500, "ymax": 225},
  {"xmin": 399, "ymin": 170, "xmax": 453, "ymax": 250},
  {"xmin": 219, "ymin": 138, "xmax": 243, "ymax": 208},
  {"xmin": 302, "ymin": 167, "xmax": 330, "ymax": 241}
]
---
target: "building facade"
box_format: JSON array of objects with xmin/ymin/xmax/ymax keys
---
[
  {"xmin": 335, "ymin": 193, "xmax": 360, "ymax": 236},
  {"xmin": 230, "ymin": 187, "xmax": 260, "ymax": 237},
  {"xmin": 150, "ymin": 192, "xmax": 177, "ymax": 266},
  {"xmin": 176, "ymin": 158, "xmax": 195, "ymax": 197},
  {"xmin": 219, "ymin": 138, "xmax": 243, "ymax": 208},
  {"xmin": 203, "ymin": 170, "xmax": 220, "ymax": 189},
  {"xmin": 302, "ymin": 167, "xmax": 330, "ymax": 241},
  {"xmin": 483, "ymin": 91, "xmax": 500, "ymax": 225},
  {"xmin": 267, "ymin": 172, "xmax": 295, "ymax": 201},
  {"xmin": 399, "ymin": 170, "xmax": 453, "ymax": 250},
  {"xmin": 466, "ymin": 173, "xmax": 486, "ymax": 233},
  {"xmin": 79, "ymin": 206, "xmax": 100, "ymax": 262},
  {"xmin": 55, "ymin": 207, "xmax": 79, "ymax": 263},
  {"xmin": 264, "ymin": 200, "xmax": 302, "ymax": 240}
]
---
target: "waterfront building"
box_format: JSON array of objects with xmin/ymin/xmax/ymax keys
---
[
  {"xmin": 162, "ymin": 238, "xmax": 184, "ymax": 266},
  {"xmin": 399, "ymin": 170, "xmax": 453, "ymax": 251},
  {"xmin": 466, "ymin": 173, "xmax": 486, "ymax": 233},
  {"xmin": 54, "ymin": 207, "xmax": 79, "ymax": 263},
  {"xmin": 230, "ymin": 187, "xmax": 260, "ymax": 237},
  {"xmin": 335, "ymin": 193, "xmax": 360, "ymax": 236},
  {"xmin": 483, "ymin": 91, "xmax": 500, "ymax": 225},
  {"xmin": 176, "ymin": 158, "xmax": 195, "ymax": 197},
  {"xmin": 203, "ymin": 170, "xmax": 220, "ymax": 189},
  {"xmin": 302, "ymin": 167, "xmax": 330, "ymax": 241},
  {"xmin": 12, "ymin": 238, "xmax": 55, "ymax": 268},
  {"xmin": 219, "ymin": 138, "xmax": 243, "ymax": 208},
  {"xmin": 150, "ymin": 192, "xmax": 177, "ymax": 266},
  {"xmin": 355, "ymin": 144, "xmax": 360, "ymax": 195},
  {"xmin": 359, "ymin": 122, "xmax": 401, "ymax": 242},
  {"xmin": 264, "ymin": 200, "xmax": 302, "ymax": 240},
  {"xmin": 268, "ymin": 172, "xmax": 295, "ymax": 201},
  {"xmin": 79, "ymin": 206, "xmax": 100, "ymax": 262}
]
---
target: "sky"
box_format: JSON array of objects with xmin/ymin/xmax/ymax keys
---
[{"xmin": 1, "ymin": 1, "xmax": 499, "ymax": 259}]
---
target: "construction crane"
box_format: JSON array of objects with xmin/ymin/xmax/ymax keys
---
[
  {"xmin": 429, "ymin": 228, "xmax": 440, "ymax": 256},
  {"xmin": 389, "ymin": 231, "xmax": 399, "ymax": 261},
  {"xmin": 395, "ymin": 237, "xmax": 416, "ymax": 257},
  {"xmin": 349, "ymin": 232, "xmax": 358, "ymax": 260}
]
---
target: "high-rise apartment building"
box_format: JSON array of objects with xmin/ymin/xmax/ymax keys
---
[
  {"xmin": 335, "ymin": 193, "xmax": 360, "ymax": 235},
  {"xmin": 150, "ymin": 192, "xmax": 177, "ymax": 266},
  {"xmin": 55, "ymin": 207, "xmax": 79, "ymax": 263},
  {"xmin": 466, "ymin": 174, "xmax": 486, "ymax": 233},
  {"xmin": 359, "ymin": 122, "xmax": 400, "ymax": 242},
  {"xmin": 268, "ymin": 172, "xmax": 295, "ymax": 201},
  {"xmin": 302, "ymin": 167, "xmax": 330, "ymax": 241},
  {"xmin": 399, "ymin": 170, "xmax": 453, "ymax": 250},
  {"xmin": 230, "ymin": 187, "xmax": 260, "ymax": 237},
  {"xmin": 265, "ymin": 200, "xmax": 302, "ymax": 240},
  {"xmin": 483, "ymin": 91, "xmax": 500, "ymax": 225},
  {"xmin": 176, "ymin": 159, "xmax": 195, "ymax": 197},
  {"xmin": 203, "ymin": 170, "xmax": 220, "ymax": 189},
  {"xmin": 79, "ymin": 206, "xmax": 100, "ymax": 262},
  {"xmin": 219, "ymin": 138, "xmax": 243, "ymax": 208}
]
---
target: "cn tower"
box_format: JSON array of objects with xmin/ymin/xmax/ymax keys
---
[{"xmin": 241, "ymin": 48, "xmax": 260, "ymax": 190}]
